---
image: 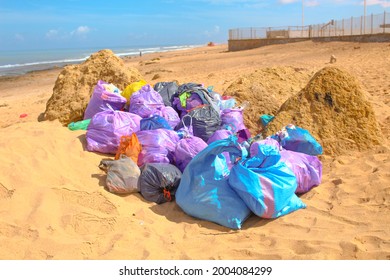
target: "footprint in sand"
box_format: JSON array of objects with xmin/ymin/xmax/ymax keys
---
[
  {"xmin": 53, "ymin": 188, "xmax": 118, "ymax": 215},
  {"xmin": 0, "ymin": 183, "xmax": 14, "ymax": 200},
  {"xmin": 292, "ymin": 240, "xmax": 321, "ymax": 255},
  {"xmin": 0, "ymin": 222, "xmax": 39, "ymax": 240},
  {"xmin": 54, "ymin": 188, "xmax": 118, "ymax": 235},
  {"xmin": 61, "ymin": 212, "xmax": 116, "ymax": 235},
  {"xmin": 339, "ymin": 241, "xmax": 359, "ymax": 259},
  {"xmin": 355, "ymin": 235, "xmax": 389, "ymax": 251}
]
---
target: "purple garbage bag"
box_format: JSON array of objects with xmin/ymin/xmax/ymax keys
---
[
  {"xmin": 156, "ymin": 106, "xmax": 180, "ymax": 129},
  {"xmin": 84, "ymin": 80, "xmax": 127, "ymax": 120},
  {"xmin": 280, "ymin": 149, "xmax": 322, "ymax": 194},
  {"xmin": 173, "ymin": 92, "xmax": 204, "ymax": 118},
  {"xmin": 221, "ymin": 108, "xmax": 246, "ymax": 133},
  {"xmin": 86, "ymin": 110, "xmax": 141, "ymax": 154},
  {"xmin": 129, "ymin": 84, "xmax": 165, "ymax": 118},
  {"xmin": 207, "ymin": 128, "xmax": 234, "ymax": 144},
  {"xmin": 237, "ymin": 128, "xmax": 251, "ymax": 143},
  {"xmin": 136, "ymin": 128, "xmax": 180, "ymax": 166},
  {"xmin": 174, "ymin": 136, "xmax": 208, "ymax": 172}
]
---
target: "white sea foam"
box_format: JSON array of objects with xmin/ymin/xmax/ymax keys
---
[{"xmin": 0, "ymin": 44, "xmax": 202, "ymax": 76}]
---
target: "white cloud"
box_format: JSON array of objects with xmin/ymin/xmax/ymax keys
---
[
  {"xmin": 45, "ymin": 26, "xmax": 92, "ymax": 41},
  {"xmin": 46, "ymin": 29, "xmax": 59, "ymax": 38},
  {"xmin": 14, "ymin": 33, "xmax": 24, "ymax": 41},
  {"xmin": 278, "ymin": 0, "xmax": 299, "ymax": 4},
  {"xmin": 71, "ymin": 25, "xmax": 91, "ymax": 36},
  {"xmin": 365, "ymin": 0, "xmax": 390, "ymax": 8}
]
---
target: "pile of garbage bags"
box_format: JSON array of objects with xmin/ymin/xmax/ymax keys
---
[{"xmin": 71, "ymin": 79, "xmax": 323, "ymax": 230}]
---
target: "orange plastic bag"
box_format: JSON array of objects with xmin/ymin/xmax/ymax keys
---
[{"xmin": 115, "ymin": 134, "xmax": 142, "ymax": 163}]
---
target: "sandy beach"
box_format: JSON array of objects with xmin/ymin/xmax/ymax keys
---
[{"xmin": 0, "ymin": 41, "xmax": 389, "ymax": 260}]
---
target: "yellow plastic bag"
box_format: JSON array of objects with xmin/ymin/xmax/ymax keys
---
[{"xmin": 121, "ymin": 80, "xmax": 147, "ymax": 105}]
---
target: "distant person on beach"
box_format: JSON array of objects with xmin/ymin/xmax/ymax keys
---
[{"xmin": 139, "ymin": 51, "xmax": 142, "ymax": 57}]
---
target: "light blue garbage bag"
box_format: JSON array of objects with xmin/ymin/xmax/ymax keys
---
[
  {"xmin": 229, "ymin": 139, "xmax": 306, "ymax": 219},
  {"xmin": 272, "ymin": 125, "xmax": 323, "ymax": 156},
  {"xmin": 175, "ymin": 136, "xmax": 251, "ymax": 229}
]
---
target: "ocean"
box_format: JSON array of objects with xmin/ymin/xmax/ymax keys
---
[{"xmin": 0, "ymin": 44, "xmax": 201, "ymax": 77}]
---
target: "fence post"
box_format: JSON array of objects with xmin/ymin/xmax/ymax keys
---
[
  {"xmin": 384, "ymin": 11, "xmax": 386, "ymax": 33},
  {"xmin": 371, "ymin": 13, "xmax": 373, "ymax": 34},
  {"xmin": 360, "ymin": 16, "xmax": 363, "ymax": 35},
  {"xmin": 333, "ymin": 20, "xmax": 336, "ymax": 36},
  {"xmin": 351, "ymin": 16, "xmax": 353, "ymax": 35}
]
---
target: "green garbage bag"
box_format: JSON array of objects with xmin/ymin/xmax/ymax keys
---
[{"xmin": 68, "ymin": 119, "xmax": 91, "ymax": 131}]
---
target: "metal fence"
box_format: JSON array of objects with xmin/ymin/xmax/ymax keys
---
[{"xmin": 229, "ymin": 11, "xmax": 390, "ymax": 40}]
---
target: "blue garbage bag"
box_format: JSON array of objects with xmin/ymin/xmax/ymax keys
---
[
  {"xmin": 140, "ymin": 115, "xmax": 172, "ymax": 131},
  {"xmin": 175, "ymin": 136, "xmax": 251, "ymax": 229},
  {"xmin": 229, "ymin": 139, "xmax": 306, "ymax": 218},
  {"xmin": 271, "ymin": 125, "xmax": 323, "ymax": 156}
]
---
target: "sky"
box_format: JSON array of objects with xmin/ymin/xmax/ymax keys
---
[{"xmin": 0, "ymin": 0, "xmax": 388, "ymax": 51}]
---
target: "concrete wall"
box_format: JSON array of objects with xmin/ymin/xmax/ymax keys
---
[
  {"xmin": 228, "ymin": 33, "xmax": 390, "ymax": 52},
  {"xmin": 311, "ymin": 33, "xmax": 390, "ymax": 43}
]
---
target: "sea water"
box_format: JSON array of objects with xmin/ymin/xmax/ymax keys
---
[{"xmin": 0, "ymin": 44, "xmax": 200, "ymax": 77}]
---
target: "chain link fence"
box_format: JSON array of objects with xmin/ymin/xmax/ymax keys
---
[{"xmin": 229, "ymin": 11, "xmax": 389, "ymax": 40}]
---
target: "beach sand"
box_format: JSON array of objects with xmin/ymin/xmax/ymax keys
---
[{"xmin": 0, "ymin": 41, "xmax": 389, "ymax": 260}]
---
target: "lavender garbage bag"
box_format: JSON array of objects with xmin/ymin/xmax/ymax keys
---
[
  {"xmin": 84, "ymin": 80, "xmax": 126, "ymax": 120},
  {"xmin": 158, "ymin": 106, "xmax": 180, "ymax": 129},
  {"xmin": 86, "ymin": 110, "xmax": 141, "ymax": 154},
  {"xmin": 136, "ymin": 128, "xmax": 180, "ymax": 166},
  {"xmin": 221, "ymin": 108, "xmax": 246, "ymax": 133},
  {"xmin": 172, "ymin": 91, "xmax": 204, "ymax": 117},
  {"xmin": 129, "ymin": 84, "xmax": 165, "ymax": 118},
  {"xmin": 280, "ymin": 149, "xmax": 322, "ymax": 194},
  {"xmin": 174, "ymin": 136, "xmax": 208, "ymax": 172},
  {"xmin": 207, "ymin": 128, "xmax": 234, "ymax": 144}
]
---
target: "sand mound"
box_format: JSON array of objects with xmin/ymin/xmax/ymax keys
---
[
  {"xmin": 264, "ymin": 66, "xmax": 383, "ymax": 156},
  {"xmin": 224, "ymin": 66, "xmax": 313, "ymax": 135},
  {"xmin": 44, "ymin": 49, "xmax": 143, "ymax": 125}
]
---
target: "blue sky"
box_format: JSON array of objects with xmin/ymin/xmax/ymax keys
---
[{"xmin": 0, "ymin": 0, "xmax": 388, "ymax": 51}]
